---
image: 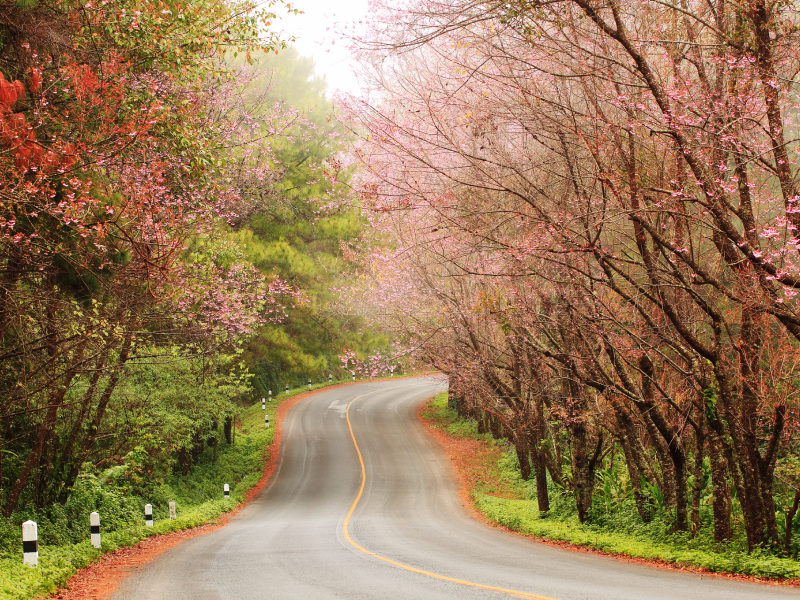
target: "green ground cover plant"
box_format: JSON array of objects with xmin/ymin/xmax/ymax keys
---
[
  {"xmin": 0, "ymin": 382, "xmax": 345, "ymax": 600},
  {"xmin": 424, "ymin": 392, "xmax": 800, "ymax": 580}
]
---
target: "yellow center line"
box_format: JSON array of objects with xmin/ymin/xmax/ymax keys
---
[{"xmin": 342, "ymin": 385, "xmax": 559, "ymax": 600}]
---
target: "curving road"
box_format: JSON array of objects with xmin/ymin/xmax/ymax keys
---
[{"xmin": 114, "ymin": 377, "xmax": 797, "ymax": 600}]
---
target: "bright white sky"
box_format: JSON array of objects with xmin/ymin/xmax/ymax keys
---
[{"xmin": 275, "ymin": 0, "xmax": 370, "ymax": 96}]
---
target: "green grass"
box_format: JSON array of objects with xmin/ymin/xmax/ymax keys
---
[
  {"xmin": 477, "ymin": 496, "xmax": 800, "ymax": 579},
  {"xmin": 0, "ymin": 498, "xmax": 237, "ymax": 600},
  {"xmin": 0, "ymin": 380, "xmax": 352, "ymax": 600},
  {"xmin": 424, "ymin": 392, "xmax": 800, "ymax": 581},
  {"xmin": 421, "ymin": 392, "xmax": 493, "ymax": 441}
]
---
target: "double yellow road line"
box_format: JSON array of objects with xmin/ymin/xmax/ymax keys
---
[{"xmin": 341, "ymin": 385, "xmax": 559, "ymax": 600}]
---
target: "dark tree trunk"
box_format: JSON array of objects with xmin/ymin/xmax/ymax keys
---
[
  {"xmin": 3, "ymin": 391, "xmax": 64, "ymax": 515},
  {"xmin": 572, "ymin": 423, "xmax": 601, "ymax": 523},
  {"xmin": 690, "ymin": 422, "xmax": 705, "ymax": 535},
  {"xmin": 178, "ymin": 448, "xmax": 190, "ymax": 476},
  {"xmin": 477, "ymin": 413, "xmax": 487, "ymax": 435},
  {"xmin": 208, "ymin": 420, "xmax": 218, "ymax": 465},
  {"xmin": 612, "ymin": 397, "xmax": 655, "ymax": 522},
  {"xmin": 618, "ymin": 429, "xmax": 652, "ymax": 523},
  {"xmin": 714, "ymin": 366, "xmax": 784, "ymax": 549},
  {"xmin": 707, "ymin": 420, "xmax": 732, "ymax": 542},
  {"xmin": 60, "ymin": 335, "xmax": 133, "ymax": 502},
  {"xmin": 2, "ymin": 345, "xmax": 84, "ymax": 516},
  {"xmin": 55, "ymin": 352, "xmax": 108, "ymax": 503},
  {"xmin": 514, "ymin": 423, "xmax": 531, "ymax": 481},
  {"xmin": 489, "ymin": 414, "xmax": 503, "ymax": 439},
  {"xmin": 224, "ymin": 416, "xmax": 233, "ymax": 444},
  {"xmin": 527, "ymin": 403, "xmax": 550, "ymax": 512},
  {"xmin": 636, "ymin": 356, "xmax": 688, "ymax": 531},
  {"xmin": 456, "ymin": 393, "xmax": 466, "ymax": 417}
]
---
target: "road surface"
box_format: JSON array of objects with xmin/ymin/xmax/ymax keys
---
[{"xmin": 114, "ymin": 377, "xmax": 797, "ymax": 600}]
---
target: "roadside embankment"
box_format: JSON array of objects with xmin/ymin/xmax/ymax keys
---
[{"xmin": 418, "ymin": 392, "xmax": 800, "ymax": 587}]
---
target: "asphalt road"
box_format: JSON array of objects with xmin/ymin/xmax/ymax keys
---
[{"xmin": 114, "ymin": 377, "xmax": 798, "ymax": 600}]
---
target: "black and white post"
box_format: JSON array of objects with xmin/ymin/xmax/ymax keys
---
[
  {"xmin": 328, "ymin": 374, "xmax": 332, "ymax": 383},
  {"xmin": 22, "ymin": 520, "xmax": 37, "ymax": 566},
  {"xmin": 268, "ymin": 390, "xmax": 272, "ymax": 402},
  {"xmin": 307, "ymin": 378, "xmax": 311, "ymax": 389},
  {"xmin": 169, "ymin": 501, "xmax": 176, "ymax": 520},
  {"xmin": 261, "ymin": 397, "xmax": 265, "ymax": 410},
  {"xmin": 265, "ymin": 413, "xmax": 270, "ymax": 428},
  {"xmin": 145, "ymin": 504, "xmax": 153, "ymax": 527},
  {"xmin": 224, "ymin": 483, "xmax": 230, "ymax": 498},
  {"xmin": 90, "ymin": 512, "xmax": 101, "ymax": 548},
  {"xmin": 285, "ymin": 384, "xmax": 289, "ymax": 394}
]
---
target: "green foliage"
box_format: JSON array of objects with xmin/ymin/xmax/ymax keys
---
[
  {"xmin": 226, "ymin": 48, "xmax": 388, "ymax": 392},
  {"xmin": 0, "ymin": 396, "xmax": 272, "ymax": 600}
]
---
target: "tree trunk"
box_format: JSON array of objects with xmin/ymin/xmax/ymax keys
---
[
  {"xmin": 3, "ymin": 388, "xmax": 68, "ymax": 515},
  {"xmin": 224, "ymin": 416, "xmax": 233, "ymax": 444},
  {"xmin": 2, "ymin": 341, "xmax": 85, "ymax": 516},
  {"xmin": 514, "ymin": 423, "xmax": 531, "ymax": 481},
  {"xmin": 636, "ymin": 355, "xmax": 688, "ymax": 531},
  {"xmin": 489, "ymin": 414, "xmax": 503, "ymax": 439},
  {"xmin": 477, "ymin": 413, "xmax": 488, "ymax": 435},
  {"xmin": 618, "ymin": 429, "xmax": 652, "ymax": 523},
  {"xmin": 690, "ymin": 424, "xmax": 705, "ymax": 535},
  {"xmin": 612, "ymin": 398, "xmax": 655, "ymax": 522},
  {"xmin": 527, "ymin": 404, "xmax": 550, "ymax": 512},
  {"xmin": 60, "ymin": 335, "xmax": 133, "ymax": 500},
  {"xmin": 54, "ymin": 353, "xmax": 108, "ymax": 503},
  {"xmin": 707, "ymin": 428, "xmax": 732, "ymax": 542}
]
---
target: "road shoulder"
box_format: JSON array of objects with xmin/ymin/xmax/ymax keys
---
[{"xmin": 415, "ymin": 395, "xmax": 800, "ymax": 590}]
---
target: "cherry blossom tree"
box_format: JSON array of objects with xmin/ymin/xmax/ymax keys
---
[
  {"xmin": 342, "ymin": 0, "xmax": 800, "ymax": 549},
  {"xmin": 0, "ymin": 0, "xmax": 302, "ymax": 515}
]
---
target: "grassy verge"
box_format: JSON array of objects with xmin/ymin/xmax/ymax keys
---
[
  {"xmin": 0, "ymin": 381, "xmax": 349, "ymax": 600},
  {"xmin": 421, "ymin": 392, "xmax": 800, "ymax": 581}
]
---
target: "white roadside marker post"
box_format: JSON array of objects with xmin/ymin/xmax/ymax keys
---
[
  {"xmin": 265, "ymin": 413, "xmax": 270, "ymax": 428},
  {"xmin": 169, "ymin": 501, "xmax": 176, "ymax": 520},
  {"xmin": 285, "ymin": 384, "xmax": 289, "ymax": 394},
  {"xmin": 352, "ymin": 375, "xmax": 355, "ymax": 381},
  {"xmin": 224, "ymin": 483, "xmax": 230, "ymax": 498},
  {"xmin": 145, "ymin": 504, "xmax": 153, "ymax": 527},
  {"xmin": 261, "ymin": 397, "xmax": 265, "ymax": 410},
  {"xmin": 308, "ymin": 378, "xmax": 311, "ymax": 389},
  {"xmin": 22, "ymin": 520, "xmax": 37, "ymax": 566},
  {"xmin": 268, "ymin": 390, "xmax": 272, "ymax": 402},
  {"xmin": 90, "ymin": 512, "xmax": 101, "ymax": 548},
  {"xmin": 328, "ymin": 374, "xmax": 332, "ymax": 383}
]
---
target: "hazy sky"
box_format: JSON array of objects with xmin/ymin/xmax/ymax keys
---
[{"xmin": 276, "ymin": 0, "xmax": 369, "ymax": 96}]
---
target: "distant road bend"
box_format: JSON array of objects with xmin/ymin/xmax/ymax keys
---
[{"xmin": 114, "ymin": 377, "xmax": 797, "ymax": 600}]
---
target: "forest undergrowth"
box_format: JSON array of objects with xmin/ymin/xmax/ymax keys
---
[
  {"xmin": 0, "ymin": 383, "xmax": 341, "ymax": 600},
  {"xmin": 421, "ymin": 392, "xmax": 800, "ymax": 582}
]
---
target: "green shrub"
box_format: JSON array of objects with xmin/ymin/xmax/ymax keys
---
[{"xmin": 0, "ymin": 390, "xmax": 292, "ymax": 600}]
